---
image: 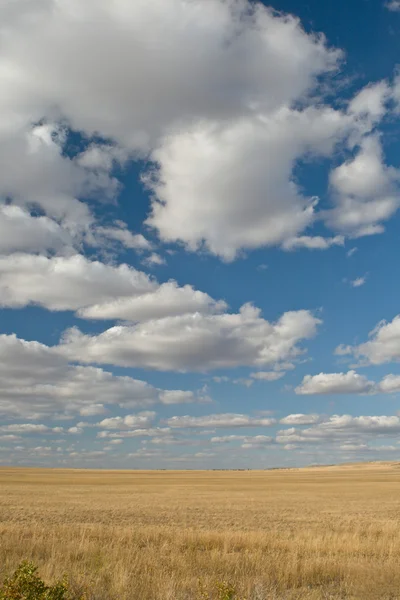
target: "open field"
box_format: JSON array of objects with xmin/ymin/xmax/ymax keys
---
[{"xmin": 1, "ymin": 464, "xmax": 400, "ymax": 599}]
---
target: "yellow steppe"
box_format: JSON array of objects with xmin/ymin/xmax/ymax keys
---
[{"xmin": 1, "ymin": 463, "xmax": 400, "ymax": 599}]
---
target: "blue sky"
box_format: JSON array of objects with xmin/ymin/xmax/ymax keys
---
[{"xmin": 2, "ymin": 0, "xmax": 400, "ymax": 468}]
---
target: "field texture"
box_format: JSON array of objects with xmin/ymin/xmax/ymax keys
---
[{"xmin": 1, "ymin": 464, "xmax": 400, "ymax": 599}]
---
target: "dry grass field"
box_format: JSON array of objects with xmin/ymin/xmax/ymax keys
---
[{"xmin": 1, "ymin": 463, "xmax": 400, "ymax": 599}]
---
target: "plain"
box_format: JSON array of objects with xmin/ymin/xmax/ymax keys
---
[{"xmin": 1, "ymin": 464, "xmax": 400, "ymax": 599}]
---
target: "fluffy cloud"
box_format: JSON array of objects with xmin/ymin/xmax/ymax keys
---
[
  {"xmin": 211, "ymin": 435, "xmax": 246, "ymax": 443},
  {"xmin": 0, "ymin": 254, "xmax": 153, "ymax": 311},
  {"xmin": 296, "ymin": 370, "xmax": 400, "ymax": 395},
  {"xmin": 336, "ymin": 315, "xmax": 400, "ymax": 365},
  {"xmin": 280, "ymin": 414, "xmax": 322, "ymax": 425},
  {"xmin": 146, "ymin": 108, "xmax": 352, "ymax": 260},
  {"xmin": 80, "ymin": 281, "xmax": 226, "ymax": 322},
  {"xmin": 0, "ymin": 334, "xmax": 204, "ymax": 419},
  {"xmin": 97, "ymin": 412, "xmax": 156, "ymax": 430},
  {"xmin": 378, "ymin": 374, "xmax": 400, "ymax": 393},
  {"xmin": 276, "ymin": 415, "xmax": 400, "ymax": 445},
  {"xmin": 296, "ymin": 370, "xmax": 376, "ymax": 395},
  {"xmin": 0, "ymin": 0, "xmax": 340, "ymax": 148},
  {"xmin": 59, "ymin": 306, "xmax": 321, "ymax": 372},
  {"xmin": 97, "ymin": 427, "xmax": 171, "ymax": 440},
  {"xmin": 326, "ymin": 136, "xmax": 400, "ymax": 238},
  {"xmin": 0, "ymin": 0, "xmax": 397, "ymax": 263},
  {"xmin": 0, "ymin": 254, "xmax": 225, "ymax": 321},
  {"xmin": 240, "ymin": 435, "xmax": 274, "ymax": 448},
  {"xmin": 282, "ymin": 235, "xmax": 344, "ymax": 251},
  {"xmin": 0, "ymin": 203, "xmax": 73, "ymax": 254},
  {"xmin": 166, "ymin": 413, "xmax": 276, "ymax": 428}
]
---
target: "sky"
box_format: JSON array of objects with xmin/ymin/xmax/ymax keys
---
[{"xmin": 2, "ymin": 0, "xmax": 400, "ymax": 469}]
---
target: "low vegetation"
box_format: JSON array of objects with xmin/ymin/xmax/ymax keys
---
[{"xmin": 1, "ymin": 464, "xmax": 400, "ymax": 599}]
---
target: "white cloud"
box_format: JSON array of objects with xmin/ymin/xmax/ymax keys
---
[
  {"xmin": 378, "ymin": 374, "xmax": 400, "ymax": 393},
  {"xmin": 97, "ymin": 412, "xmax": 156, "ymax": 430},
  {"xmin": 97, "ymin": 427, "xmax": 171, "ymax": 439},
  {"xmin": 385, "ymin": 1, "xmax": 400, "ymax": 11},
  {"xmin": 338, "ymin": 315, "xmax": 400, "ymax": 365},
  {"xmin": 276, "ymin": 415, "xmax": 400, "ymax": 446},
  {"xmin": 79, "ymin": 404, "xmax": 107, "ymax": 417},
  {"xmin": 348, "ymin": 81, "xmax": 391, "ymax": 126},
  {"xmin": 296, "ymin": 370, "xmax": 375, "ymax": 395},
  {"xmin": 80, "ymin": 281, "xmax": 226, "ymax": 322},
  {"xmin": 0, "ymin": 0, "xmax": 341, "ymax": 148},
  {"xmin": 326, "ymin": 136, "xmax": 400, "ymax": 238},
  {"xmin": 241, "ymin": 435, "xmax": 273, "ymax": 448},
  {"xmin": 211, "ymin": 435, "xmax": 246, "ymax": 443},
  {"xmin": 347, "ymin": 247, "xmax": 358, "ymax": 257},
  {"xmin": 250, "ymin": 371, "xmax": 285, "ymax": 381},
  {"xmin": 282, "ymin": 235, "xmax": 344, "ymax": 251},
  {"xmin": 0, "ymin": 333, "xmax": 204, "ymax": 419},
  {"xmin": 158, "ymin": 391, "xmax": 198, "ymax": 405},
  {"xmin": 0, "ymin": 254, "xmax": 154, "ymax": 311},
  {"xmin": 0, "ymin": 254, "xmax": 226, "ymax": 322},
  {"xmin": 93, "ymin": 225, "xmax": 152, "ymax": 251},
  {"xmin": 67, "ymin": 427, "xmax": 83, "ymax": 435},
  {"xmin": 350, "ymin": 275, "xmax": 367, "ymax": 288},
  {"xmin": 280, "ymin": 414, "xmax": 321, "ymax": 425},
  {"xmin": 0, "ymin": 203, "xmax": 73, "ymax": 254},
  {"xmin": 0, "ymin": 424, "xmax": 51, "ymax": 434},
  {"xmin": 0, "ymin": 0, "xmax": 396, "ymax": 263},
  {"xmin": 166, "ymin": 413, "xmax": 276, "ymax": 428},
  {"xmin": 0, "ymin": 0, "xmax": 396, "ymax": 264},
  {"xmin": 59, "ymin": 306, "xmax": 321, "ymax": 372},
  {"xmin": 143, "ymin": 253, "xmax": 166, "ymax": 267},
  {"xmin": 146, "ymin": 108, "xmax": 352, "ymax": 260}
]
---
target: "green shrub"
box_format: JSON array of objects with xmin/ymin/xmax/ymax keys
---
[{"xmin": 0, "ymin": 562, "xmax": 81, "ymax": 600}]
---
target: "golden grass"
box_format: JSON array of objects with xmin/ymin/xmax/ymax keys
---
[{"xmin": 1, "ymin": 463, "xmax": 400, "ymax": 599}]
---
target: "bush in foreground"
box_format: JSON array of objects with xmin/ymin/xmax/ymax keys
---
[
  {"xmin": 1, "ymin": 563, "xmax": 249, "ymax": 600},
  {"xmin": 0, "ymin": 562, "xmax": 84, "ymax": 600}
]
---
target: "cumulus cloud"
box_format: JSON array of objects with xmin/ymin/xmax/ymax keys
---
[
  {"xmin": 276, "ymin": 415, "xmax": 400, "ymax": 446},
  {"xmin": 280, "ymin": 414, "xmax": 322, "ymax": 425},
  {"xmin": 97, "ymin": 427, "xmax": 171, "ymax": 439},
  {"xmin": 0, "ymin": 254, "xmax": 154, "ymax": 311},
  {"xmin": 0, "ymin": 254, "xmax": 226, "ymax": 321},
  {"xmin": 0, "ymin": 203, "xmax": 74, "ymax": 254},
  {"xmin": 97, "ymin": 412, "xmax": 156, "ymax": 430},
  {"xmin": 0, "ymin": 0, "xmax": 348, "ymax": 262},
  {"xmin": 0, "ymin": 0, "xmax": 341, "ymax": 147},
  {"xmin": 336, "ymin": 315, "xmax": 400, "ymax": 365},
  {"xmin": 0, "ymin": 0, "xmax": 397, "ymax": 263},
  {"xmin": 146, "ymin": 108, "xmax": 352, "ymax": 260},
  {"xmin": 211, "ymin": 435, "xmax": 246, "ymax": 443},
  {"xmin": 143, "ymin": 253, "xmax": 166, "ymax": 267},
  {"xmin": 80, "ymin": 281, "xmax": 227, "ymax": 322},
  {"xmin": 295, "ymin": 371, "xmax": 376, "ymax": 395},
  {"xmin": 326, "ymin": 136, "xmax": 400, "ymax": 238},
  {"xmin": 0, "ymin": 333, "xmax": 204, "ymax": 419},
  {"xmin": 282, "ymin": 235, "xmax": 344, "ymax": 251},
  {"xmin": 93, "ymin": 224, "xmax": 152, "ymax": 252},
  {"xmin": 166, "ymin": 413, "xmax": 276, "ymax": 428},
  {"xmin": 59, "ymin": 306, "xmax": 321, "ymax": 372},
  {"xmin": 296, "ymin": 370, "xmax": 400, "ymax": 395},
  {"xmin": 240, "ymin": 435, "xmax": 274, "ymax": 448}
]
